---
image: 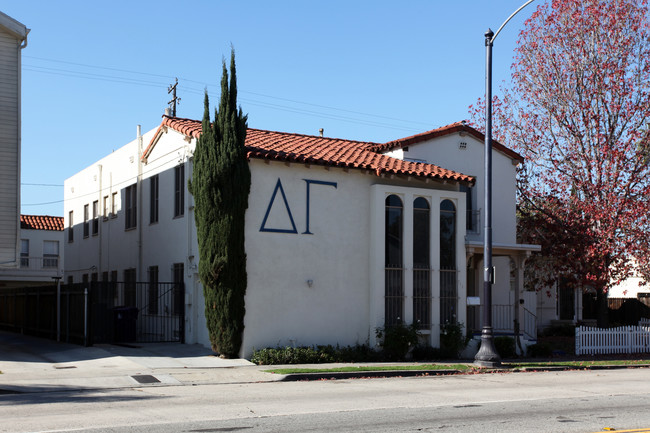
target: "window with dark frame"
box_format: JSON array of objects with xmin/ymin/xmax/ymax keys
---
[
  {"xmin": 20, "ymin": 239, "xmax": 29, "ymax": 268},
  {"xmin": 148, "ymin": 266, "xmax": 158, "ymax": 314},
  {"xmin": 413, "ymin": 197, "xmax": 431, "ymax": 329},
  {"xmin": 125, "ymin": 184, "xmax": 137, "ymax": 230},
  {"xmin": 111, "ymin": 192, "xmax": 118, "ymax": 218},
  {"xmin": 150, "ymin": 175, "xmax": 159, "ymax": 224},
  {"xmin": 174, "ymin": 165, "xmax": 185, "ymax": 218},
  {"xmin": 172, "ymin": 263, "xmax": 184, "ymax": 315},
  {"xmin": 384, "ymin": 194, "xmax": 404, "ymax": 327},
  {"xmin": 83, "ymin": 204, "xmax": 89, "ymax": 238},
  {"xmin": 440, "ymin": 199, "xmax": 458, "ymax": 325},
  {"xmin": 68, "ymin": 211, "xmax": 74, "ymax": 242},
  {"xmin": 124, "ymin": 268, "xmax": 137, "ymax": 307},
  {"xmin": 103, "ymin": 195, "xmax": 109, "ymax": 220},
  {"xmin": 92, "ymin": 200, "xmax": 99, "ymax": 235}
]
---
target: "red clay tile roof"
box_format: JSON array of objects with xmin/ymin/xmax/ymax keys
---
[
  {"xmin": 20, "ymin": 215, "xmax": 64, "ymax": 231},
  {"xmin": 147, "ymin": 116, "xmax": 474, "ymax": 185},
  {"xmin": 369, "ymin": 121, "xmax": 524, "ymax": 163}
]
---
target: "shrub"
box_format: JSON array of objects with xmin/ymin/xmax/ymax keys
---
[
  {"xmin": 494, "ymin": 336, "xmax": 516, "ymax": 359},
  {"xmin": 440, "ymin": 322, "xmax": 471, "ymax": 359},
  {"xmin": 543, "ymin": 324, "xmax": 575, "ymax": 337},
  {"xmin": 527, "ymin": 342, "xmax": 553, "ymax": 358},
  {"xmin": 376, "ymin": 323, "xmax": 420, "ymax": 361},
  {"xmin": 412, "ymin": 345, "xmax": 443, "ymax": 361},
  {"xmin": 249, "ymin": 344, "xmax": 379, "ymax": 365}
]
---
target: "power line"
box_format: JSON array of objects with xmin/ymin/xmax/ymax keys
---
[
  {"xmin": 23, "ymin": 56, "xmax": 434, "ymax": 131},
  {"xmin": 22, "ymin": 183, "xmax": 63, "ymax": 187}
]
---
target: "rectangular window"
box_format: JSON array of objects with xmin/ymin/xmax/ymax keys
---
[
  {"xmin": 68, "ymin": 211, "xmax": 74, "ymax": 243},
  {"xmin": 83, "ymin": 204, "xmax": 89, "ymax": 238},
  {"xmin": 125, "ymin": 184, "xmax": 137, "ymax": 230},
  {"xmin": 43, "ymin": 241, "xmax": 59, "ymax": 268},
  {"xmin": 172, "ymin": 263, "xmax": 184, "ymax": 315},
  {"xmin": 124, "ymin": 268, "xmax": 137, "ymax": 307},
  {"xmin": 103, "ymin": 195, "xmax": 109, "ymax": 220},
  {"xmin": 148, "ymin": 266, "xmax": 159, "ymax": 314},
  {"xmin": 174, "ymin": 165, "xmax": 185, "ymax": 217},
  {"xmin": 67, "ymin": 275, "xmax": 73, "ymax": 286},
  {"xmin": 102, "ymin": 271, "xmax": 108, "ymax": 283},
  {"xmin": 92, "ymin": 200, "xmax": 99, "ymax": 235},
  {"xmin": 460, "ymin": 184, "xmax": 477, "ymax": 233},
  {"xmin": 82, "ymin": 274, "xmax": 89, "ymax": 285},
  {"xmin": 20, "ymin": 239, "xmax": 29, "ymax": 268},
  {"xmin": 150, "ymin": 175, "xmax": 159, "ymax": 224},
  {"xmin": 111, "ymin": 192, "xmax": 118, "ymax": 218}
]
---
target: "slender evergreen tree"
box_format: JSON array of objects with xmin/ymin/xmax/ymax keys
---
[{"xmin": 190, "ymin": 49, "xmax": 250, "ymax": 357}]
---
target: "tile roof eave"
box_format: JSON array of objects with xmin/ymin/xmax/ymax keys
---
[
  {"xmin": 375, "ymin": 122, "xmax": 525, "ymax": 164},
  {"xmin": 157, "ymin": 116, "xmax": 475, "ymax": 185}
]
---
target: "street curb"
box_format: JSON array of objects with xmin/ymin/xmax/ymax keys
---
[
  {"xmin": 280, "ymin": 369, "xmax": 462, "ymax": 381},
  {"xmin": 276, "ymin": 363, "xmax": 650, "ymax": 381}
]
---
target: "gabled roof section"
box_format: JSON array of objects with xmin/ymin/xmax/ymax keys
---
[
  {"xmin": 20, "ymin": 215, "xmax": 64, "ymax": 231},
  {"xmin": 145, "ymin": 116, "xmax": 475, "ymax": 185},
  {"xmin": 369, "ymin": 121, "xmax": 524, "ymax": 163},
  {"xmin": 0, "ymin": 11, "xmax": 29, "ymax": 40}
]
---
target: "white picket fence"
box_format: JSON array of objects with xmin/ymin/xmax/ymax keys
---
[{"xmin": 575, "ymin": 325, "xmax": 650, "ymax": 355}]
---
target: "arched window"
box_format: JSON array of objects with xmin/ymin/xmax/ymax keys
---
[
  {"xmin": 413, "ymin": 197, "xmax": 431, "ymax": 328},
  {"xmin": 440, "ymin": 199, "xmax": 457, "ymax": 324},
  {"xmin": 385, "ymin": 195, "xmax": 403, "ymax": 326}
]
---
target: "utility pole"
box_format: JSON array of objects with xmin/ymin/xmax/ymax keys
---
[{"xmin": 168, "ymin": 78, "xmax": 181, "ymax": 117}]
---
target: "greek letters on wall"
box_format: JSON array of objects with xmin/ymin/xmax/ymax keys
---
[{"xmin": 259, "ymin": 178, "xmax": 337, "ymax": 234}]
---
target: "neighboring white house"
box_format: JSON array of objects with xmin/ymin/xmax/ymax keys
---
[
  {"xmin": 64, "ymin": 116, "xmax": 538, "ymax": 357},
  {"xmin": 0, "ymin": 215, "xmax": 64, "ymax": 289},
  {"xmin": 0, "ymin": 12, "xmax": 28, "ymax": 269}
]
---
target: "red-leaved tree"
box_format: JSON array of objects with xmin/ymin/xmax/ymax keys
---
[{"xmin": 471, "ymin": 0, "xmax": 650, "ymax": 325}]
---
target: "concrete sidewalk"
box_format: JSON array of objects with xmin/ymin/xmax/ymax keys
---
[{"xmin": 0, "ymin": 331, "xmax": 276, "ymax": 394}]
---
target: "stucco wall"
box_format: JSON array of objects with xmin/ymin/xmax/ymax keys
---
[{"xmin": 65, "ymin": 125, "xmax": 472, "ymax": 357}]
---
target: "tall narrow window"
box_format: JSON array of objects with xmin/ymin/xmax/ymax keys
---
[
  {"xmin": 172, "ymin": 263, "xmax": 184, "ymax": 315},
  {"xmin": 92, "ymin": 200, "xmax": 99, "ymax": 235},
  {"xmin": 43, "ymin": 241, "xmax": 59, "ymax": 268},
  {"xmin": 148, "ymin": 266, "xmax": 159, "ymax": 314},
  {"xmin": 20, "ymin": 239, "xmax": 29, "ymax": 268},
  {"xmin": 413, "ymin": 197, "xmax": 431, "ymax": 328},
  {"xmin": 68, "ymin": 211, "xmax": 74, "ymax": 243},
  {"xmin": 125, "ymin": 184, "xmax": 137, "ymax": 230},
  {"xmin": 150, "ymin": 175, "xmax": 159, "ymax": 224},
  {"xmin": 385, "ymin": 195, "xmax": 403, "ymax": 326},
  {"xmin": 103, "ymin": 195, "xmax": 109, "ymax": 220},
  {"xmin": 460, "ymin": 184, "xmax": 476, "ymax": 233},
  {"xmin": 124, "ymin": 268, "xmax": 137, "ymax": 307},
  {"xmin": 83, "ymin": 204, "xmax": 89, "ymax": 238},
  {"xmin": 111, "ymin": 192, "xmax": 118, "ymax": 218},
  {"xmin": 174, "ymin": 165, "xmax": 185, "ymax": 218},
  {"xmin": 440, "ymin": 199, "xmax": 457, "ymax": 324}
]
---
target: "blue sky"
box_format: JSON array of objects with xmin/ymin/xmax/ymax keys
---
[{"xmin": 4, "ymin": 1, "xmax": 538, "ymax": 217}]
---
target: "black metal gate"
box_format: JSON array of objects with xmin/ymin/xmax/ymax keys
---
[
  {"xmin": 0, "ymin": 281, "xmax": 184, "ymax": 346},
  {"xmin": 92, "ymin": 281, "xmax": 185, "ymax": 344}
]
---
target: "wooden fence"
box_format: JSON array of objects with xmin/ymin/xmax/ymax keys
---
[{"xmin": 575, "ymin": 325, "xmax": 650, "ymax": 355}]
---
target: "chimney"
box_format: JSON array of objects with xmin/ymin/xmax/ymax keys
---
[
  {"xmin": 319, "ymin": 128, "xmax": 324, "ymax": 137},
  {"xmin": 165, "ymin": 108, "xmax": 171, "ymax": 116}
]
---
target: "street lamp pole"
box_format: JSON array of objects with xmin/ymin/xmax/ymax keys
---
[{"xmin": 475, "ymin": 0, "xmax": 535, "ymax": 368}]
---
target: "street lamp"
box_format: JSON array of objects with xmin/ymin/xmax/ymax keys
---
[{"xmin": 474, "ymin": 0, "xmax": 535, "ymax": 368}]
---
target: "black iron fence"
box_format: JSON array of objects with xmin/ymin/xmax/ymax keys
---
[{"xmin": 0, "ymin": 281, "xmax": 184, "ymax": 346}]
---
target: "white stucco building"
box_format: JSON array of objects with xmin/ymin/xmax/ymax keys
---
[{"xmin": 64, "ymin": 116, "xmax": 538, "ymax": 357}]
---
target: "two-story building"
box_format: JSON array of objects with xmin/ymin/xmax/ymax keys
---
[{"xmin": 64, "ymin": 115, "xmax": 539, "ymax": 358}]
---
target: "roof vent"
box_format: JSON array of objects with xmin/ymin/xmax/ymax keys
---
[
  {"xmin": 319, "ymin": 128, "xmax": 324, "ymax": 137},
  {"xmin": 165, "ymin": 108, "xmax": 171, "ymax": 116},
  {"xmin": 459, "ymin": 141, "xmax": 467, "ymax": 149}
]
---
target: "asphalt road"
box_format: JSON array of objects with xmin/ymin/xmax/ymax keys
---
[{"xmin": 3, "ymin": 368, "xmax": 650, "ymax": 432}]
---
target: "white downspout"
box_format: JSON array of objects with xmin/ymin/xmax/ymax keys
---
[{"xmin": 137, "ymin": 125, "xmax": 143, "ymax": 282}]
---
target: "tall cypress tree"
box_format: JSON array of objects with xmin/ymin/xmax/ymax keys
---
[{"xmin": 190, "ymin": 49, "xmax": 250, "ymax": 357}]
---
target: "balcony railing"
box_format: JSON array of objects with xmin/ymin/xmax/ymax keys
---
[{"xmin": 17, "ymin": 256, "xmax": 60, "ymax": 271}]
